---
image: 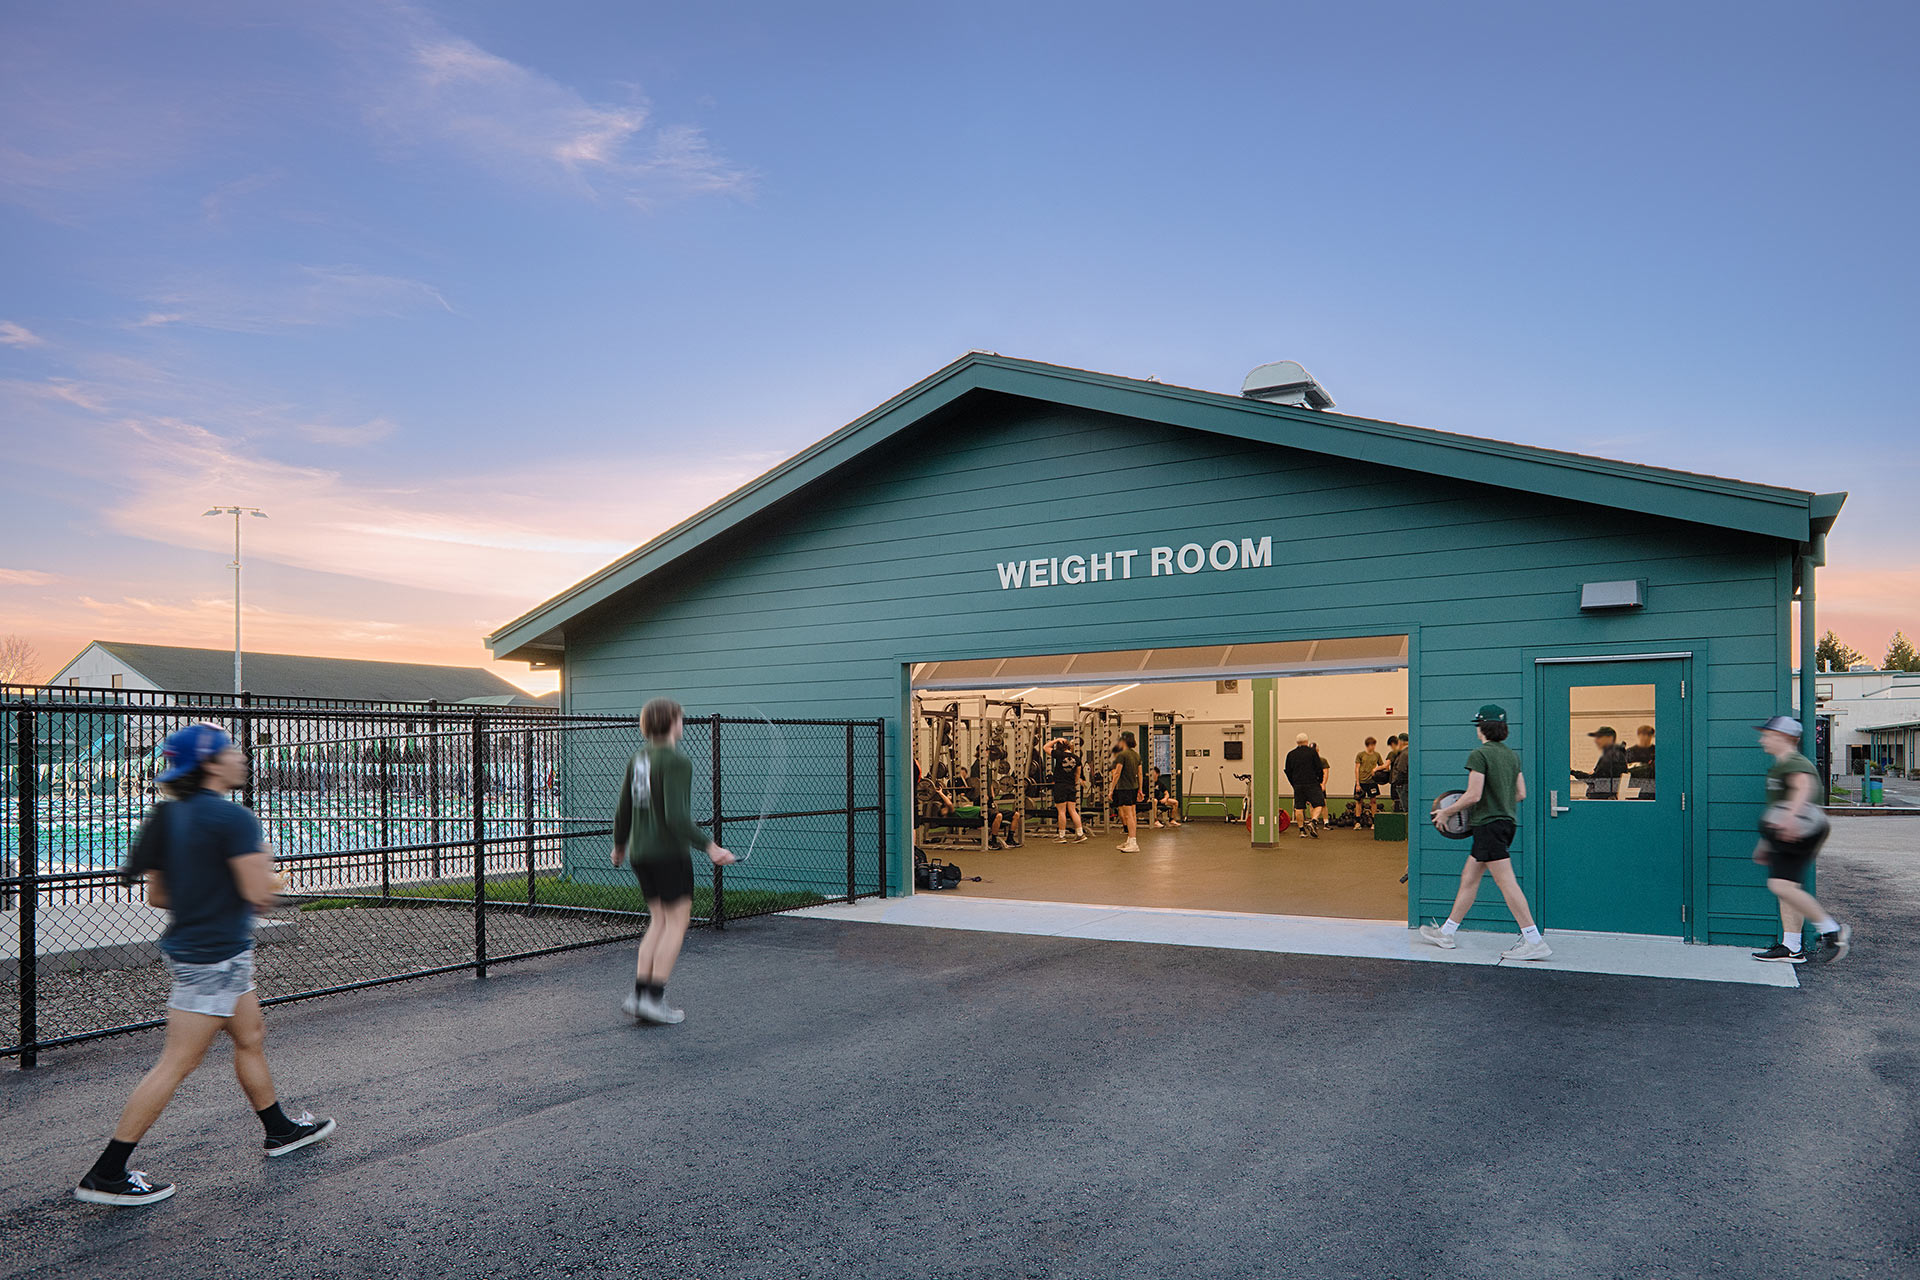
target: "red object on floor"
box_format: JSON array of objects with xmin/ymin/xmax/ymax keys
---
[{"xmin": 1273, "ymin": 809, "xmax": 1290, "ymax": 833}]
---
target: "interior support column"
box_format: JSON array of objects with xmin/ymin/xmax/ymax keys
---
[{"xmin": 1251, "ymin": 678, "xmax": 1279, "ymax": 846}]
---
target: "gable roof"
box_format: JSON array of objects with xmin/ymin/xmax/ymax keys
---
[
  {"xmin": 488, "ymin": 352, "xmax": 1847, "ymax": 663},
  {"xmin": 62, "ymin": 642, "xmax": 540, "ymax": 704}
]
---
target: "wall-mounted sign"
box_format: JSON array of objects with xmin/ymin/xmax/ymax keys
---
[{"xmin": 996, "ymin": 535, "xmax": 1272, "ymax": 590}]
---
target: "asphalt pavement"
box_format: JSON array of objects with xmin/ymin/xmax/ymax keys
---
[{"xmin": 2, "ymin": 822, "xmax": 1915, "ymax": 1280}]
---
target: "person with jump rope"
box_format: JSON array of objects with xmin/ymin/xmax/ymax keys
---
[{"xmin": 613, "ymin": 698, "xmax": 735, "ymax": 1025}]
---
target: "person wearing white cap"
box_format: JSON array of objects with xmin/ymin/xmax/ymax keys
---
[
  {"xmin": 1750, "ymin": 715, "xmax": 1851, "ymax": 964},
  {"xmin": 1283, "ymin": 732, "xmax": 1327, "ymax": 838},
  {"xmin": 76, "ymin": 723, "xmax": 334, "ymax": 1207}
]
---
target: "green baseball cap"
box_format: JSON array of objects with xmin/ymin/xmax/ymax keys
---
[{"xmin": 1473, "ymin": 704, "xmax": 1508, "ymax": 724}]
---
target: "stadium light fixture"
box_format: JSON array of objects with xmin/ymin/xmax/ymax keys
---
[{"xmin": 203, "ymin": 506, "xmax": 268, "ymax": 694}]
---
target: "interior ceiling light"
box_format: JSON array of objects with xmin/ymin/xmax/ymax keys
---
[
  {"xmin": 1005, "ymin": 687, "xmax": 1041, "ymax": 700},
  {"xmin": 1082, "ymin": 683, "xmax": 1140, "ymax": 707}
]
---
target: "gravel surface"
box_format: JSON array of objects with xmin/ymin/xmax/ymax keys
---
[
  {"xmin": 3, "ymin": 903, "xmax": 644, "ymax": 1048},
  {"xmin": 1, "ymin": 820, "xmax": 1913, "ymax": 1279}
]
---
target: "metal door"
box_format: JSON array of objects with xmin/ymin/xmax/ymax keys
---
[{"xmin": 1538, "ymin": 657, "xmax": 1687, "ymax": 936}]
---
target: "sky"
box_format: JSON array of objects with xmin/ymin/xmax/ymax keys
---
[{"xmin": 2, "ymin": 0, "xmax": 1915, "ymax": 692}]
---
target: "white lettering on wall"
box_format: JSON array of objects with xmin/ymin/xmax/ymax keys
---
[{"xmin": 994, "ymin": 532, "xmax": 1275, "ymax": 590}]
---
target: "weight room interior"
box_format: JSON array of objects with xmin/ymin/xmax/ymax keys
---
[{"xmin": 911, "ymin": 638, "xmax": 1411, "ymax": 921}]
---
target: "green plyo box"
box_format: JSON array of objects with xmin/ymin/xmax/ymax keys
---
[{"xmin": 1373, "ymin": 812, "xmax": 1408, "ymax": 842}]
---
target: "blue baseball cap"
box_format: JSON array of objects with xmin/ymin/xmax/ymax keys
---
[{"xmin": 157, "ymin": 723, "xmax": 234, "ymax": 783}]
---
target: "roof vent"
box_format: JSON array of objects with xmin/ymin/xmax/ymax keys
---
[{"xmin": 1242, "ymin": 360, "xmax": 1334, "ymax": 410}]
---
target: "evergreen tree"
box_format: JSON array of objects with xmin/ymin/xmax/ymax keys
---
[
  {"xmin": 1814, "ymin": 629, "xmax": 1865, "ymax": 672},
  {"xmin": 1887, "ymin": 631, "xmax": 1920, "ymax": 672}
]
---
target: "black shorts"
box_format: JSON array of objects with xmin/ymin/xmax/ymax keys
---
[
  {"xmin": 633, "ymin": 853, "xmax": 696, "ymax": 905},
  {"xmin": 1112, "ymin": 788, "xmax": 1139, "ymax": 808},
  {"xmin": 1469, "ymin": 818, "xmax": 1516, "ymax": 863},
  {"xmin": 1357, "ymin": 782, "xmax": 1380, "ymax": 798},
  {"xmin": 1760, "ymin": 822, "xmax": 1828, "ymax": 887},
  {"xmin": 1292, "ymin": 786, "xmax": 1325, "ymax": 808},
  {"xmin": 1051, "ymin": 786, "xmax": 1078, "ymax": 805}
]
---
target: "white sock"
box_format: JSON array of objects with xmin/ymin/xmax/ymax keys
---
[
  {"xmin": 1813, "ymin": 917, "xmax": 1838, "ymax": 936},
  {"xmin": 1784, "ymin": 932, "xmax": 1803, "ymax": 952},
  {"xmin": 1440, "ymin": 919, "xmax": 1460, "ymax": 937},
  {"xmin": 1521, "ymin": 925, "xmax": 1542, "ymax": 944}
]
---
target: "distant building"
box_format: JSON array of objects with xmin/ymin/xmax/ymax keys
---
[
  {"xmin": 42, "ymin": 641, "xmax": 554, "ymax": 707},
  {"xmin": 1795, "ymin": 667, "xmax": 1920, "ymax": 778}
]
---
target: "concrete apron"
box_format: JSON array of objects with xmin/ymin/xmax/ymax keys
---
[{"xmin": 790, "ymin": 895, "xmax": 1800, "ymax": 988}]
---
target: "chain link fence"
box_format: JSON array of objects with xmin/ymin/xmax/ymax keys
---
[{"xmin": 3, "ymin": 692, "xmax": 885, "ymax": 1065}]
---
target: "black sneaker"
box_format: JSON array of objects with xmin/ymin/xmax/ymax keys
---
[
  {"xmin": 263, "ymin": 1112, "xmax": 336, "ymax": 1157},
  {"xmin": 1818, "ymin": 922, "xmax": 1852, "ymax": 962},
  {"xmin": 987, "ymin": 838, "xmax": 1004, "ymax": 851},
  {"xmin": 1750, "ymin": 943, "xmax": 1807, "ymax": 964},
  {"xmin": 1306, "ymin": 822, "xmax": 1320, "ymax": 839},
  {"xmin": 76, "ymin": 1169, "xmax": 175, "ymax": 1206}
]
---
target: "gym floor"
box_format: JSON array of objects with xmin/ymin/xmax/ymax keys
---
[{"xmin": 930, "ymin": 810, "xmax": 1410, "ymax": 920}]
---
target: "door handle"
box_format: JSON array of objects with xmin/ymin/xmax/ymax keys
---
[{"xmin": 1550, "ymin": 790, "xmax": 1571, "ymax": 817}]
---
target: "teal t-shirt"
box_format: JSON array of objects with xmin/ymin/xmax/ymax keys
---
[{"xmin": 1465, "ymin": 740, "xmax": 1521, "ymax": 827}]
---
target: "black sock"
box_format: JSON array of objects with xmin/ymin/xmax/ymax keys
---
[
  {"xmin": 90, "ymin": 1138, "xmax": 136, "ymax": 1181},
  {"xmin": 648, "ymin": 982, "xmax": 664, "ymax": 1000},
  {"xmin": 635, "ymin": 978, "xmax": 647, "ymax": 998},
  {"xmin": 257, "ymin": 1102, "xmax": 297, "ymax": 1136}
]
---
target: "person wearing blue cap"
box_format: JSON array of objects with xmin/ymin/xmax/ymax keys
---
[
  {"xmin": 1419, "ymin": 704, "xmax": 1552, "ymax": 961},
  {"xmin": 76, "ymin": 723, "xmax": 334, "ymax": 1207},
  {"xmin": 1750, "ymin": 715, "xmax": 1850, "ymax": 964}
]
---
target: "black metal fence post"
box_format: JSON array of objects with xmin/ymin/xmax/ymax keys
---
[
  {"xmin": 238, "ymin": 691, "xmax": 254, "ymax": 811},
  {"xmin": 17, "ymin": 709, "xmax": 39, "ymax": 1069},
  {"xmin": 379, "ymin": 731, "xmax": 392, "ymax": 900},
  {"xmin": 428, "ymin": 700, "xmax": 442, "ymax": 879},
  {"xmin": 875, "ymin": 719, "xmax": 887, "ymax": 899},
  {"xmin": 709, "ymin": 714, "xmax": 724, "ymax": 930},
  {"xmin": 472, "ymin": 714, "xmax": 487, "ymax": 978},
  {"xmin": 523, "ymin": 727, "xmax": 536, "ymax": 907},
  {"xmin": 845, "ymin": 723, "xmax": 856, "ymax": 904}
]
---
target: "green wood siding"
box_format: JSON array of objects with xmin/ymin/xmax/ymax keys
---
[{"xmin": 563, "ymin": 401, "xmax": 1793, "ymax": 943}]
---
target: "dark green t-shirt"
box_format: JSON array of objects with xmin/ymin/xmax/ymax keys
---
[
  {"xmin": 1116, "ymin": 748, "xmax": 1141, "ymax": 790},
  {"xmin": 1465, "ymin": 741, "xmax": 1521, "ymax": 827},
  {"xmin": 613, "ymin": 743, "xmax": 713, "ymax": 863},
  {"xmin": 1766, "ymin": 751, "xmax": 1822, "ymax": 804},
  {"xmin": 1356, "ymin": 750, "xmax": 1382, "ymax": 778}
]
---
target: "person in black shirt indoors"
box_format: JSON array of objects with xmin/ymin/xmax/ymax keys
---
[
  {"xmin": 1572, "ymin": 725, "xmax": 1630, "ymax": 799},
  {"xmin": 1624, "ymin": 724, "xmax": 1656, "ymax": 799},
  {"xmin": 77, "ymin": 724, "xmax": 333, "ymax": 1208}
]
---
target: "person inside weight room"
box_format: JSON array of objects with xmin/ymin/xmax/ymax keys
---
[
  {"xmin": 1050, "ymin": 736, "xmax": 1088, "ymax": 843},
  {"xmin": 613, "ymin": 697, "xmax": 736, "ymax": 1025},
  {"xmin": 1625, "ymin": 724, "xmax": 1656, "ymax": 800},
  {"xmin": 1354, "ymin": 736, "xmax": 1384, "ymax": 830},
  {"xmin": 76, "ymin": 723, "xmax": 335, "ymax": 1209},
  {"xmin": 1390, "ymin": 731, "xmax": 1411, "ymax": 812},
  {"xmin": 1572, "ymin": 725, "xmax": 1629, "ymax": 799},
  {"xmin": 1109, "ymin": 732, "xmax": 1143, "ymax": 852},
  {"xmin": 1284, "ymin": 733, "xmax": 1327, "ymax": 838},
  {"xmin": 1147, "ymin": 766, "xmax": 1182, "ymax": 828}
]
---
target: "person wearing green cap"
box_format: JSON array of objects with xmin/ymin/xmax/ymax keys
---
[{"xmin": 1419, "ymin": 704, "xmax": 1552, "ymax": 961}]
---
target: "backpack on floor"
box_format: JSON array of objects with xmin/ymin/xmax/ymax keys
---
[{"xmin": 913, "ymin": 846, "xmax": 963, "ymax": 891}]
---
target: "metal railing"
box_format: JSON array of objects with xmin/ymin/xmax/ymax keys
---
[{"xmin": 3, "ymin": 692, "xmax": 885, "ymax": 1065}]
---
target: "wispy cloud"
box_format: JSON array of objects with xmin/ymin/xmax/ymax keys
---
[
  {"xmin": 298, "ymin": 417, "xmax": 398, "ymax": 447},
  {"xmin": 132, "ymin": 265, "xmax": 453, "ymax": 333},
  {"xmin": 0, "ymin": 568, "xmax": 57, "ymax": 587},
  {"xmin": 350, "ymin": 6, "xmax": 752, "ymax": 205},
  {"xmin": 0, "ymin": 321, "xmax": 46, "ymax": 347}
]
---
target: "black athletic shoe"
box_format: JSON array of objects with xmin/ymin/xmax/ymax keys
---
[
  {"xmin": 1751, "ymin": 943, "xmax": 1807, "ymax": 964},
  {"xmin": 987, "ymin": 838, "xmax": 1004, "ymax": 851},
  {"xmin": 76, "ymin": 1169, "xmax": 175, "ymax": 1206},
  {"xmin": 1306, "ymin": 822, "xmax": 1320, "ymax": 839},
  {"xmin": 1818, "ymin": 923, "xmax": 1852, "ymax": 962},
  {"xmin": 263, "ymin": 1112, "xmax": 336, "ymax": 1157}
]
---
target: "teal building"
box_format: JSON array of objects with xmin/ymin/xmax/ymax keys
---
[{"xmin": 489, "ymin": 354, "xmax": 1843, "ymax": 945}]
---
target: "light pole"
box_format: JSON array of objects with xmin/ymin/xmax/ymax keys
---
[{"xmin": 203, "ymin": 506, "xmax": 267, "ymax": 694}]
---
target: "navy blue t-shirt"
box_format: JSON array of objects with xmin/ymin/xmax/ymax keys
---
[{"xmin": 154, "ymin": 791, "xmax": 262, "ymax": 963}]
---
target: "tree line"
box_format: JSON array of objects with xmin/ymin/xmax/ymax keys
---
[{"xmin": 1815, "ymin": 629, "xmax": 1920, "ymax": 673}]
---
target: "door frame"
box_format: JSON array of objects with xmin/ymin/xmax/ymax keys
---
[{"xmin": 1528, "ymin": 648, "xmax": 1704, "ymax": 942}]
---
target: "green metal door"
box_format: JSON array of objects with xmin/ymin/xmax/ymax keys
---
[{"xmin": 1539, "ymin": 658, "xmax": 1687, "ymax": 936}]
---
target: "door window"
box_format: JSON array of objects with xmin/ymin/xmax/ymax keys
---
[{"xmin": 1568, "ymin": 684, "xmax": 1656, "ymax": 801}]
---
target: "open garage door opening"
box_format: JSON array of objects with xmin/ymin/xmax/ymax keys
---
[{"xmin": 910, "ymin": 637, "xmax": 1411, "ymax": 922}]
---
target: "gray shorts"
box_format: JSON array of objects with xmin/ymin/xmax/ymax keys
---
[{"xmin": 165, "ymin": 948, "xmax": 256, "ymax": 1017}]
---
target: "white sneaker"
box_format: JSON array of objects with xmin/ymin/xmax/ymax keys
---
[
  {"xmin": 1502, "ymin": 938, "xmax": 1553, "ymax": 962},
  {"xmin": 621, "ymin": 991, "xmax": 644, "ymax": 1021},
  {"xmin": 1418, "ymin": 923, "xmax": 1457, "ymax": 950},
  {"xmin": 1118, "ymin": 839, "xmax": 1140, "ymax": 852},
  {"xmin": 633, "ymin": 994, "xmax": 686, "ymax": 1024},
  {"xmin": 1150, "ymin": 821, "xmax": 1164, "ymax": 828}
]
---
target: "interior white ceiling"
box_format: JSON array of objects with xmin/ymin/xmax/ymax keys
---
[{"xmin": 912, "ymin": 636, "xmax": 1410, "ymax": 692}]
